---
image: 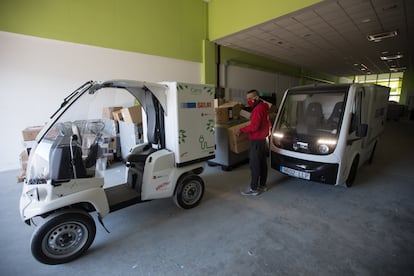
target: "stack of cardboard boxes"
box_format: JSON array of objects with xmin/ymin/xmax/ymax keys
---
[
  {"xmin": 214, "ymin": 101, "xmax": 243, "ymax": 123},
  {"xmin": 227, "ymin": 121, "xmax": 250, "ymax": 154},
  {"xmin": 18, "ymin": 125, "xmax": 44, "ymax": 182},
  {"xmin": 213, "ymin": 99, "xmax": 276, "ymax": 155},
  {"xmin": 111, "ymin": 106, "xmax": 143, "ymax": 124},
  {"xmin": 214, "ymin": 99, "xmax": 251, "ymax": 154},
  {"xmin": 106, "ymin": 105, "xmax": 143, "ymax": 160}
]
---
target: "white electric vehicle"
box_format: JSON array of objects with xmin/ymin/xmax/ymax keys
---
[
  {"xmin": 271, "ymin": 83, "xmax": 389, "ymax": 187},
  {"xmin": 20, "ymin": 80, "xmax": 215, "ymax": 265}
]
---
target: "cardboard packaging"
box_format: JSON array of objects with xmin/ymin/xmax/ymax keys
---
[
  {"xmin": 17, "ymin": 149, "xmax": 29, "ymax": 182},
  {"xmin": 102, "ymin": 106, "xmax": 122, "ymax": 120},
  {"xmin": 121, "ymin": 106, "xmax": 142, "ymax": 123},
  {"xmin": 227, "ymin": 121, "xmax": 251, "ymax": 153},
  {"xmin": 112, "ymin": 110, "xmax": 123, "ymax": 121},
  {"xmin": 215, "ymin": 102, "xmax": 242, "ymax": 123},
  {"xmin": 22, "ymin": 126, "xmax": 43, "ymax": 141},
  {"xmin": 113, "ymin": 106, "xmax": 143, "ymax": 124},
  {"xmin": 214, "ymin": 98, "xmax": 225, "ymax": 108}
]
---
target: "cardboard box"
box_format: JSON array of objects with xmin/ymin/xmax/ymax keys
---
[
  {"xmin": 22, "ymin": 126, "xmax": 43, "ymax": 141},
  {"xmin": 102, "ymin": 106, "xmax": 122, "ymax": 120},
  {"xmin": 228, "ymin": 121, "xmax": 251, "ymax": 153},
  {"xmin": 112, "ymin": 110, "xmax": 123, "ymax": 121},
  {"xmin": 113, "ymin": 106, "xmax": 143, "ymax": 123},
  {"xmin": 215, "ymin": 107, "xmax": 229, "ymax": 123},
  {"xmin": 214, "ymin": 98, "xmax": 225, "ymax": 108},
  {"xmin": 17, "ymin": 149, "xmax": 29, "ymax": 182},
  {"xmin": 215, "ymin": 102, "xmax": 242, "ymax": 123},
  {"xmin": 121, "ymin": 106, "xmax": 142, "ymax": 123}
]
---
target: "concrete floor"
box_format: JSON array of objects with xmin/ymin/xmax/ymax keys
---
[{"xmin": 1, "ymin": 119, "xmax": 413, "ymax": 276}]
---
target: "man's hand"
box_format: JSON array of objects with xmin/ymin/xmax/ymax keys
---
[{"xmin": 235, "ymin": 129, "xmax": 241, "ymax": 136}]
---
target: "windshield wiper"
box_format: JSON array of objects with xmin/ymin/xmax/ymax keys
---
[{"xmin": 50, "ymin": 81, "xmax": 94, "ymax": 118}]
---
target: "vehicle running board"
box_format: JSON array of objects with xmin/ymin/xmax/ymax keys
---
[{"xmin": 104, "ymin": 183, "xmax": 149, "ymax": 212}]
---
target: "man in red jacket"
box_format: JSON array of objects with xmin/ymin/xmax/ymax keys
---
[{"xmin": 237, "ymin": 89, "xmax": 271, "ymax": 196}]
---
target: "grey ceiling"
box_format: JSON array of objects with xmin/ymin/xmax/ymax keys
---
[{"xmin": 213, "ymin": 0, "xmax": 413, "ymax": 77}]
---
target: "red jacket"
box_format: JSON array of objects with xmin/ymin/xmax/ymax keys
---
[{"xmin": 240, "ymin": 101, "xmax": 271, "ymax": 140}]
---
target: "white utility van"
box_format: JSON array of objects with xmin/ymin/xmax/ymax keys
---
[{"xmin": 270, "ymin": 83, "xmax": 390, "ymax": 187}]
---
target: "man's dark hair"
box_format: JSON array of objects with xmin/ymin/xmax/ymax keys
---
[{"xmin": 246, "ymin": 89, "xmax": 259, "ymax": 96}]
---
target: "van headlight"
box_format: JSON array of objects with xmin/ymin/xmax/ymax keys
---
[
  {"xmin": 317, "ymin": 138, "xmax": 337, "ymax": 154},
  {"xmin": 318, "ymin": 144, "xmax": 330, "ymax": 154},
  {"xmin": 273, "ymin": 132, "xmax": 284, "ymax": 139},
  {"xmin": 272, "ymin": 132, "xmax": 284, "ymax": 148}
]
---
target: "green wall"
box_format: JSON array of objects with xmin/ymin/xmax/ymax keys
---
[
  {"xmin": 401, "ymin": 71, "xmax": 414, "ymax": 106},
  {"xmin": 208, "ymin": 0, "xmax": 322, "ymax": 41},
  {"xmin": 0, "ymin": 0, "xmax": 208, "ymax": 62},
  {"xmin": 0, "ymin": 0, "xmax": 337, "ymax": 84}
]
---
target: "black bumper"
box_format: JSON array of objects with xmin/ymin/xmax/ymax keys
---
[{"xmin": 271, "ymin": 151, "xmax": 339, "ymax": 184}]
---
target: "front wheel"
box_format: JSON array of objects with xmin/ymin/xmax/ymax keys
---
[
  {"xmin": 174, "ymin": 174, "xmax": 204, "ymax": 209},
  {"xmin": 31, "ymin": 211, "xmax": 96, "ymax": 265},
  {"xmin": 368, "ymin": 142, "xmax": 377, "ymax": 164},
  {"xmin": 346, "ymin": 157, "xmax": 359, "ymax": 187}
]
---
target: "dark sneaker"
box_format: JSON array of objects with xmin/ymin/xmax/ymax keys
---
[
  {"xmin": 241, "ymin": 189, "xmax": 259, "ymax": 196},
  {"xmin": 258, "ymin": 186, "xmax": 268, "ymax": 192}
]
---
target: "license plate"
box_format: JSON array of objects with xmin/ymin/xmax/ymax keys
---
[{"xmin": 280, "ymin": 166, "xmax": 310, "ymax": 180}]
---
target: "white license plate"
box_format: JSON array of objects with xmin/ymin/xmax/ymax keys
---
[{"xmin": 280, "ymin": 166, "xmax": 310, "ymax": 180}]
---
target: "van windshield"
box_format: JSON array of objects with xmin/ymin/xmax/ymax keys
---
[{"xmin": 273, "ymin": 90, "xmax": 347, "ymax": 155}]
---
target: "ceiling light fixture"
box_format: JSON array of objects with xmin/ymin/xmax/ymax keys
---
[
  {"xmin": 380, "ymin": 53, "xmax": 404, "ymax": 60},
  {"xmin": 383, "ymin": 4, "xmax": 398, "ymax": 11},
  {"xmin": 390, "ymin": 67, "xmax": 406, "ymax": 72},
  {"xmin": 367, "ymin": 30, "xmax": 398, "ymax": 42}
]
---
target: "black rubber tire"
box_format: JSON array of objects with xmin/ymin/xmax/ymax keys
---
[
  {"xmin": 31, "ymin": 212, "xmax": 96, "ymax": 265},
  {"xmin": 346, "ymin": 157, "xmax": 359, "ymax": 187},
  {"xmin": 368, "ymin": 142, "xmax": 377, "ymax": 165},
  {"xmin": 174, "ymin": 174, "xmax": 204, "ymax": 209}
]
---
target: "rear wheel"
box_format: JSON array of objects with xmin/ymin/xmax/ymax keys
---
[
  {"xmin": 174, "ymin": 174, "xmax": 204, "ymax": 209},
  {"xmin": 31, "ymin": 211, "xmax": 96, "ymax": 265},
  {"xmin": 346, "ymin": 157, "xmax": 359, "ymax": 187}
]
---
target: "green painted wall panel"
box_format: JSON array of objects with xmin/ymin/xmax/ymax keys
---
[
  {"xmin": 0, "ymin": 0, "xmax": 207, "ymax": 62},
  {"xmin": 208, "ymin": 0, "xmax": 322, "ymax": 41},
  {"xmin": 202, "ymin": 40, "xmax": 217, "ymax": 85},
  {"xmin": 401, "ymin": 71, "xmax": 414, "ymax": 105},
  {"xmin": 0, "ymin": 0, "xmax": 338, "ymax": 83}
]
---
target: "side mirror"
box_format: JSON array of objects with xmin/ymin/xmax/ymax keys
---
[{"xmin": 356, "ymin": 124, "xmax": 368, "ymax": 137}]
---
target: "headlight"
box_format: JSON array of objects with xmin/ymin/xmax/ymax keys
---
[
  {"xmin": 318, "ymin": 144, "xmax": 330, "ymax": 154},
  {"xmin": 317, "ymin": 138, "xmax": 337, "ymax": 154},
  {"xmin": 317, "ymin": 138, "xmax": 337, "ymax": 145},
  {"xmin": 273, "ymin": 132, "xmax": 284, "ymax": 139},
  {"xmin": 272, "ymin": 132, "xmax": 284, "ymax": 147}
]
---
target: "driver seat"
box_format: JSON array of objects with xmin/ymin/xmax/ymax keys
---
[
  {"xmin": 305, "ymin": 102, "xmax": 324, "ymax": 128},
  {"xmin": 126, "ymin": 95, "xmax": 161, "ymax": 191}
]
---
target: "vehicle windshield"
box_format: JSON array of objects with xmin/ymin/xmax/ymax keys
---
[
  {"xmin": 27, "ymin": 87, "xmax": 139, "ymax": 184},
  {"xmin": 273, "ymin": 89, "xmax": 347, "ymax": 155}
]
